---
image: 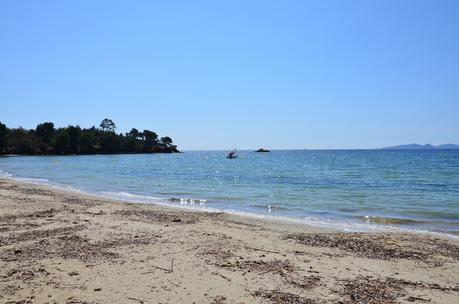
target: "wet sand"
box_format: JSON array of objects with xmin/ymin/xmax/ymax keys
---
[{"xmin": 0, "ymin": 177, "xmax": 458, "ymax": 304}]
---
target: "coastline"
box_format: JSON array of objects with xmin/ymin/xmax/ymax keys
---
[
  {"xmin": 1, "ymin": 177, "xmax": 458, "ymax": 303},
  {"xmin": 2, "ymin": 170, "xmax": 457, "ymax": 239}
]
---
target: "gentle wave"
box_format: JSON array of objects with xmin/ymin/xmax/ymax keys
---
[
  {"xmin": 100, "ymin": 191, "xmax": 208, "ymax": 206},
  {"xmin": 354, "ymin": 215, "xmax": 459, "ymax": 226},
  {"xmin": 0, "ymin": 170, "xmax": 13, "ymax": 178},
  {"xmin": 1, "ymin": 150, "xmax": 458, "ymax": 239},
  {"xmin": 0, "ymin": 173, "xmax": 457, "ymax": 239},
  {"xmin": 1, "ymin": 171, "xmax": 50, "ymax": 184}
]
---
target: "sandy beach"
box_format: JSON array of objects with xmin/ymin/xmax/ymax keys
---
[{"xmin": 0, "ymin": 178, "xmax": 458, "ymax": 304}]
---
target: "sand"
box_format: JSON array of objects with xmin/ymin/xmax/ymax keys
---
[{"xmin": 0, "ymin": 177, "xmax": 458, "ymax": 304}]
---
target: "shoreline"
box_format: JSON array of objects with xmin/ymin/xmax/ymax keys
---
[
  {"xmin": 1, "ymin": 177, "xmax": 458, "ymax": 303},
  {"xmin": 0, "ymin": 176, "xmax": 336, "ymax": 236},
  {"xmin": 1, "ymin": 173, "xmax": 458, "ymax": 240}
]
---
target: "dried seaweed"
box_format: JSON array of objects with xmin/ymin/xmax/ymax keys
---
[
  {"xmin": 210, "ymin": 295, "xmax": 227, "ymax": 304},
  {"xmin": 0, "ymin": 209, "xmax": 65, "ymax": 234},
  {"xmin": 218, "ymin": 259, "xmax": 295, "ymax": 276},
  {"xmin": 0, "ymin": 225, "xmax": 85, "ymax": 247},
  {"xmin": 2, "ymin": 266, "xmax": 49, "ymax": 282},
  {"xmin": 1, "ymin": 234, "xmax": 118, "ymax": 262},
  {"xmin": 402, "ymin": 236, "xmax": 459, "ymax": 260},
  {"xmin": 284, "ymin": 233, "xmax": 429, "ymax": 260},
  {"xmin": 14, "ymin": 187, "xmax": 56, "ymax": 196},
  {"xmin": 0, "ymin": 221, "xmax": 40, "ymax": 233},
  {"xmin": 288, "ymin": 275, "xmax": 321, "ymax": 289},
  {"xmin": 1, "ymin": 231, "xmax": 159, "ymax": 262},
  {"xmin": 339, "ymin": 276, "xmax": 459, "ymax": 304},
  {"xmin": 64, "ymin": 197, "xmax": 100, "ymax": 207},
  {"xmin": 252, "ymin": 289, "xmax": 324, "ymax": 304},
  {"xmin": 386, "ymin": 278, "xmax": 459, "ymax": 292},
  {"xmin": 340, "ymin": 277, "xmax": 404, "ymax": 304},
  {"xmin": 200, "ymin": 246, "xmax": 235, "ymax": 261},
  {"xmin": 0, "ymin": 283, "xmax": 22, "ymax": 296},
  {"xmin": 115, "ymin": 209, "xmax": 199, "ymax": 224},
  {"xmin": 115, "ymin": 209, "xmax": 225, "ymax": 225},
  {"xmin": 0, "ymin": 208, "xmax": 59, "ymax": 221}
]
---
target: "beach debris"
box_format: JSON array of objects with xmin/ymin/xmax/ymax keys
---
[
  {"xmin": 170, "ymin": 258, "xmax": 174, "ymax": 273},
  {"xmin": 114, "ymin": 209, "xmax": 200, "ymax": 224},
  {"xmin": 251, "ymin": 289, "xmax": 323, "ymax": 304},
  {"xmin": 126, "ymin": 296, "xmax": 147, "ymax": 303},
  {"xmin": 6, "ymin": 296, "xmax": 36, "ymax": 304},
  {"xmin": 244, "ymin": 245, "xmax": 281, "ymax": 254},
  {"xmin": 0, "ymin": 225, "xmax": 85, "ymax": 247},
  {"xmin": 200, "ymin": 246, "xmax": 235, "ymax": 261},
  {"xmin": 406, "ymin": 296, "xmax": 431, "ymax": 302},
  {"xmin": 218, "ymin": 259, "xmax": 295, "ymax": 277},
  {"xmin": 283, "ymin": 233, "xmax": 458, "ymax": 262},
  {"xmin": 64, "ymin": 196, "xmax": 100, "ymax": 207},
  {"xmin": 1, "ymin": 227, "xmax": 160, "ymax": 263},
  {"xmin": 340, "ymin": 277, "xmax": 404, "ymax": 304},
  {"xmin": 1, "ymin": 266, "xmax": 49, "ymax": 288},
  {"xmin": 211, "ymin": 271, "xmax": 232, "ymax": 282},
  {"xmin": 1, "ymin": 233, "xmax": 118, "ymax": 262},
  {"xmin": 385, "ymin": 277, "xmax": 459, "ymax": 292},
  {"xmin": 338, "ymin": 276, "xmax": 459, "ymax": 304},
  {"xmin": 0, "ymin": 209, "xmax": 60, "ymax": 233},
  {"xmin": 287, "ymin": 275, "xmax": 321, "ymax": 289},
  {"xmin": 15, "ymin": 187, "xmax": 56, "ymax": 197},
  {"xmin": 210, "ymin": 295, "xmax": 227, "ymax": 304}
]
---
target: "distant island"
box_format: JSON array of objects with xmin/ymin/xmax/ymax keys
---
[
  {"xmin": 0, "ymin": 119, "xmax": 179, "ymax": 155},
  {"xmin": 255, "ymin": 148, "xmax": 270, "ymax": 152},
  {"xmin": 382, "ymin": 144, "xmax": 459, "ymax": 150}
]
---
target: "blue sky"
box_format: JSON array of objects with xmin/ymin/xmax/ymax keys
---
[{"xmin": 1, "ymin": 0, "xmax": 458, "ymax": 150}]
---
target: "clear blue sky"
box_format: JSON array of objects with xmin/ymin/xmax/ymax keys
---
[{"xmin": 1, "ymin": 0, "xmax": 458, "ymax": 150}]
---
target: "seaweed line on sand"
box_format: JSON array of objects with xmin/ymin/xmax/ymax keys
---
[{"xmin": 283, "ymin": 233, "xmax": 459, "ymax": 262}]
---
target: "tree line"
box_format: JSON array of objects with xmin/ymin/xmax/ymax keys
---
[{"xmin": 0, "ymin": 119, "xmax": 179, "ymax": 155}]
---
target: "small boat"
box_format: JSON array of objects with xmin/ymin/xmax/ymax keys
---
[{"xmin": 226, "ymin": 150, "xmax": 238, "ymax": 159}]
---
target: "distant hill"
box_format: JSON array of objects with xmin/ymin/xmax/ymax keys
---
[{"xmin": 382, "ymin": 144, "xmax": 459, "ymax": 150}]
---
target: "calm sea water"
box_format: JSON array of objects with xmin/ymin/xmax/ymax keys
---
[{"xmin": 1, "ymin": 150, "xmax": 458, "ymax": 236}]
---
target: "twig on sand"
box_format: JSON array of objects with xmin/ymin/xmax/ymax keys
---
[
  {"xmin": 358, "ymin": 274, "xmax": 371, "ymax": 282},
  {"xmin": 245, "ymin": 246, "xmax": 280, "ymax": 254},
  {"xmin": 167, "ymin": 279, "xmax": 181, "ymax": 287},
  {"xmin": 140, "ymin": 271, "xmax": 155, "ymax": 274},
  {"xmin": 149, "ymin": 265, "xmax": 170, "ymax": 273},
  {"xmin": 406, "ymin": 296, "xmax": 431, "ymax": 302},
  {"xmin": 212, "ymin": 271, "xmax": 232, "ymax": 282},
  {"xmin": 126, "ymin": 296, "xmax": 146, "ymax": 303},
  {"xmin": 170, "ymin": 258, "xmax": 174, "ymax": 273}
]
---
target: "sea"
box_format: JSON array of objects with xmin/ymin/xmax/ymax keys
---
[{"xmin": 1, "ymin": 150, "xmax": 458, "ymax": 237}]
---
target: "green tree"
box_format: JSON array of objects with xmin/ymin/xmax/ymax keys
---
[
  {"xmin": 160, "ymin": 136, "xmax": 173, "ymax": 146},
  {"xmin": 35, "ymin": 122, "xmax": 55, "ymax": 144},
  {"xmin": 100, "ymin": 132, "xmax": 119, "ymax": 153},
  {"xmin": 0, "ymin": 122, "xmax": 8, "ymax": 152},
  {"xmin": 99, "ymin": 118, "xmax": 116, "ymax": 132},
  {"xmin": 1, "ymin": 120, "xmax": 178, "ymax": 155},
  {"xmin": 67, "ymin": 125, "xmax": 81, "ymax": 154},
  {"xmin": 7, "ymin": 128, "xmax": 40, "ymax": 154},
  {"xmin": 79, "ymin": 128, "xmax": 97, "ymax": 154},
  {"xmin": 128, "ymin": 128, "xmax": 140, "ymax": 139},
  {"xmin": 52, "ymin": 129, "xmax": 71, "ymax": 154},
  {"xmin": 143, "ymin": 130, "xmax": 158, "ymax": 144}
]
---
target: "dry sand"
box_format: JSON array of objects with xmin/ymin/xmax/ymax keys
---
[{"xmin": 0, "ymin": 177, "xmax": 458, "ymax": 304}]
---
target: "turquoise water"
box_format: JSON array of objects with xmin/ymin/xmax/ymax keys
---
[{"xmin": 1, "ymin": 150, "xmax": 458, "ymax": 236}]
